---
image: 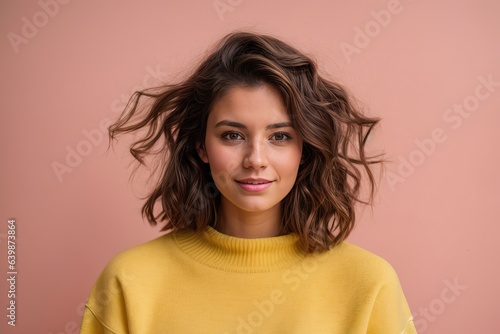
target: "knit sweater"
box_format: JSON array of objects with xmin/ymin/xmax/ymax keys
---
[{"xmin": 80, "ymin": 226, "xmax": 417, "ymax": 333}]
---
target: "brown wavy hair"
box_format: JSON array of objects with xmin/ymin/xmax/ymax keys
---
[{"xmin": 109, "ymin": 31, "xmax": 383, "ymax": 253}]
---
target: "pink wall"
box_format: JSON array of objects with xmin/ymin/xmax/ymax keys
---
[{"xmin": 1, "ymin": 0, "xmax": 499, "ymax": 333}]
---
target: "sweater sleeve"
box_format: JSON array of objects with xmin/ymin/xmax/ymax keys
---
[
  {"xmin": 366, "ymin": 264, "xmax": 417, "ymax": 334},
  {"xmin": 80, "ymin": 306, "xmax": 120, "ymax": 334},
  {"xmin": 79, "ymin": 256, "xmax": 131, "ymax": 334}
]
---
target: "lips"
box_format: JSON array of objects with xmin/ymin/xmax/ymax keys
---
[
  {"xmin": 237, "ymin": 178, "xmax": 271, "ymax": 184},
  {"xmin": 236, "ymin": 178, "xmax": 273, "ymax": 192}
]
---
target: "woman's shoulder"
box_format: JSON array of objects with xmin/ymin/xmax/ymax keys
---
[
  {"xmin": 96, "ymin": 232, "xmax": 178, "ymax": 279},
  {"xmin": 317, "ymin": 241, "xmax": 402, "ymax": 284},
  {"xmin": 330, "ymin": 241, "xmax": 393, "ymax": 264}
]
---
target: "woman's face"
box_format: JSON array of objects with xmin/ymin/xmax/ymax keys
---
[{"xmin": 198, "ymin": 84, "xmax": 303, "ymax": 216}]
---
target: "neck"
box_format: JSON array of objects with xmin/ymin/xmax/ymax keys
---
[{"xmin": 216, "ymin": 200, "xmax": 282, "ymax": 238}]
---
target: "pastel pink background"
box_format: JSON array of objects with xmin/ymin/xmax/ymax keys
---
[{"xmin": 1, "ymin": 0, "xmax": 499, "ymax": 333}]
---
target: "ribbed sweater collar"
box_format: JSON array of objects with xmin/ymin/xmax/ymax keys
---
[{"xmin": 174, "ymin": 226, "xmax": 306, "ymax": 273}]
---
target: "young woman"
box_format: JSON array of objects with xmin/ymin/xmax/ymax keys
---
[{"xmin": 80, "ymin": 31, "xmax": 417, "ymax": 333}]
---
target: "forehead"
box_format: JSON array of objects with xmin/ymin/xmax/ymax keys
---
[{"xmin": 208, "ymin": 84, "xmax": 290, "ymax": 124}]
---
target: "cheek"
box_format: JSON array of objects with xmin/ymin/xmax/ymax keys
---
[
  {"xmin": 281, "ymin": 146, "xmax": 302, "ymax": 167},
  {"xmin": 205, "ymin": 145, "xmax": 239, "ymax": 188},
  {"xmin": 284, "ymin": 148, "xmax": 303, "ymax": 181}
]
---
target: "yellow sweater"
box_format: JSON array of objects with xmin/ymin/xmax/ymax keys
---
[{"xmin": 80, "ymin": 226, "xmax": 416, "ymax": 333}]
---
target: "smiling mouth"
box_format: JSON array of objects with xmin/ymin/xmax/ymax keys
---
[
  {"xmin": 236, "ymin": 179, "xmax": 273, "ymax": 192},
  {"xmin": 237, "ymin": 181, "xmax": 272, "ymax": 184}
]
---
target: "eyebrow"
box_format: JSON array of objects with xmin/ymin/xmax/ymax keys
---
[{"xmin": 214, "ymin": 120, "xmax": 293, "ymax": 130}]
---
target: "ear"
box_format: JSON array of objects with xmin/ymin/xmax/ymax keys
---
[{"xmin": 196, "ymin": 142, "xmax": 209, "ymax": 163}]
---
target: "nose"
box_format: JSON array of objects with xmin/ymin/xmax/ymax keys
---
[{"xmin": 243, "ymin": 140, "xmax": 268, "ymax": 169}]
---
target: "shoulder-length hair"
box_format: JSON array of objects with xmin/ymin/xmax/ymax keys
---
[{"xmin": 109, "ymin": 31, "xmax": 383, "ymax": 253}]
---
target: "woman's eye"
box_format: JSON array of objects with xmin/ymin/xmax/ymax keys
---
[
  {"xmin": 271, "ymin": 132, "xmax": 291, "ymax": 142},
  {"xmin": 222, "ymin": 132, "xmax": 243, "ymax": 141}
]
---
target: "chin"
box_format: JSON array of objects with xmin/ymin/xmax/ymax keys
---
[
  {"xmin": 237, "ymin": 204, "xmax": 273, "ymax": 213},
  {"xmin": 238, "ymin": 200, "xmax": 282, "ymax": 214}
]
